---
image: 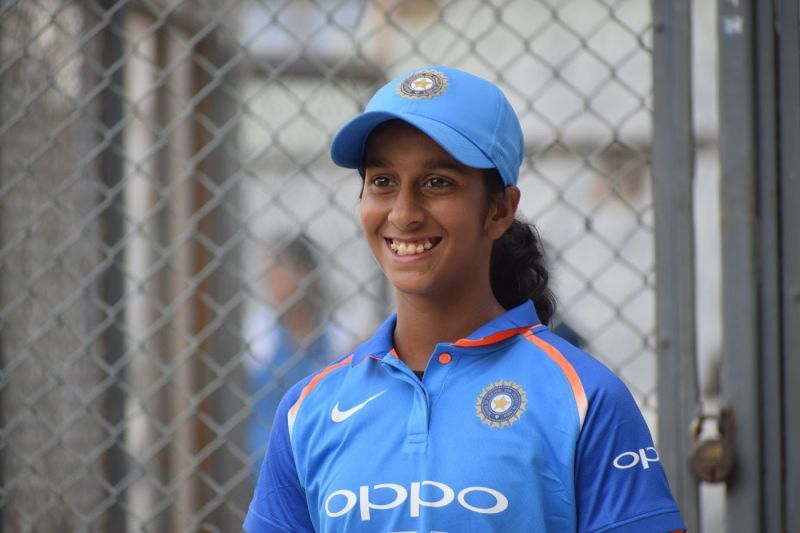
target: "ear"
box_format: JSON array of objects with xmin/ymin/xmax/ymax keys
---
[{"xmin": 485, "ymin": 186, "xmax": 520, "ymax": 239}]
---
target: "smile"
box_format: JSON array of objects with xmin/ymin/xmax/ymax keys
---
[{"xmin": 386, "ymin": 237, "xmax": 441, "ymax": 256}]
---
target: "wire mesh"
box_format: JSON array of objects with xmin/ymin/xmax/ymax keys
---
[{"xmin": 1, "ymin": 0, "xmax": 658, "ymax": 530}]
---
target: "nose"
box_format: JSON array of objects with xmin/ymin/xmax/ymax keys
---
[{"xmin": 387, "ymin": 186, "xmax": 424, "ymax": 230}]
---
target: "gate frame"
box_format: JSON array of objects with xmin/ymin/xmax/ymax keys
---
[
  {"xmin": 777, "ymin": 0, "xmax": 800, "ymax": 530},
  {"xmin": 717, "ymin": 0, "xmax": 800, "ymax": 531},
  {"xmin": 651, "ymin": 1, "xmax": 700, "ymax": 531}
]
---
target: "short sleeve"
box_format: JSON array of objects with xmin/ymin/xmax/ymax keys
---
[
  {"xmin": 244, "ymin": 383, "xmax": 315, "ymax": 533},
  {"xmin": 574, "ymin": 376, "xmax": 686, "ymax": 533}
]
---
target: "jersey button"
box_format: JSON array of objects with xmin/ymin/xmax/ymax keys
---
[{"xmin": 438, "ymin": 352, "xmax": 452, "ymax": 365}]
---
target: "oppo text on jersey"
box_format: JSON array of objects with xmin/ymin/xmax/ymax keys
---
[{"xmin": 324, "ymin": 480, "xmax": 508, "ymax": 521}]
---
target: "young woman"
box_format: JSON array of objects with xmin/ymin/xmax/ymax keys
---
[{"xmin": 244, "ymin": 66, "xmax": 685, "ymax": 532}]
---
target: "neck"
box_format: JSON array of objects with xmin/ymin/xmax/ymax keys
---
[{"xmin": 392, "ymin": 286, "xmax": 506, "ymax": 372}]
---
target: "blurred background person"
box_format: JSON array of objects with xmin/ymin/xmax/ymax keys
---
[{"xmin": 243, "ymin": 234, "xmax": 354, "ymax": 474}]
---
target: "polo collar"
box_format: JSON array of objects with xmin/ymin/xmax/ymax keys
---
[
  {"xmin": 351, "ymin": 313, "xmax": 396, "ymax": 365},
  {"xmin": 351, "ymin": 300, "xmax": 542, "ymax": 365}
]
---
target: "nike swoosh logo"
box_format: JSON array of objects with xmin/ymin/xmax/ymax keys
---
[{"xmin": 331, "ymin": 391, "xmax": 385, "ymax": 423}]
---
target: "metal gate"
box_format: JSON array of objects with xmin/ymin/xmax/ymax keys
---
[
  {"xmin": 1, "ymin": 0, "xmax": 797, "ymax": 531},
  {"xmin": 652, "ymin": 1, "xmax": 800, "ymax": 532}
]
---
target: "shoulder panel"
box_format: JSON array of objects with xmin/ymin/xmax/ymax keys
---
[
  {"xmin": 287, "ymin": 354, "xmax": 353, "ymax": 440},
  {"xmin": 522, "ymin": 328, "xmax": 588, "ymax": 428}
]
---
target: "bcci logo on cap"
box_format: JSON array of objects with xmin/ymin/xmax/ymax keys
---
[
  {"xmin": 476, "ymin": 381, "xmax": 527, "ymax": 428},
  {"xmin": 397, "ymin": 70, "xmax": 447, "ymax": 99}
]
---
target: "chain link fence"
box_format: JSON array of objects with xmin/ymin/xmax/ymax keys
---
[{"xmin": 1, "ymin": 0, "xmax": 659, "ymax": 530}]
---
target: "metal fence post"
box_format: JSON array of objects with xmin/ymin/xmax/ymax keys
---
[
  {"xmin": 717, "ymin": 0, "xmax": 761, "ymax": 530},
  {"xmin": 199, "ymin": 31, "xmax": 248, "ymax": 532},
  {"xmin": 651, "ymin": 1, "xmax": 699, "ymax": 530},
  {"xmin": 753, "ymin": 1, "xmax": 782, "ymax": 531},
  {"xmin": 777, "ymin": 0, "xmax": 800, "ymax": 530},
  {"xmin": 98, "ymin": 2, "xmax": 129, "ymax": 530}
]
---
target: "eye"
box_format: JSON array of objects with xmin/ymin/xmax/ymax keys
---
[
  {"xmin": 369, "ymin": 175, "xmax": 393, "ymax": 187},
  {"xmin": 424, "ymin": 176, "xmax": 453, "ymax": 188}
]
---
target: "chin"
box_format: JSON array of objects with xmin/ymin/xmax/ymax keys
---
[{"xmin": 386, "ymin": 276, "xmax": 448, "ymax": 300}]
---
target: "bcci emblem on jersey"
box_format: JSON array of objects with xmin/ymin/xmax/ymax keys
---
[
  {"xmin": 397, "ymin": 70, "xmax": 448, "ymax": 99},
  {"xmin": 476, "ymin": 381, "xmax": 527, "ymax": 428}
]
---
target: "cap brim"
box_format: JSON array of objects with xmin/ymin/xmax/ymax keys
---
[{"xmin": 330, "ymin": 111, "xmax": 494, "ymax": 171}]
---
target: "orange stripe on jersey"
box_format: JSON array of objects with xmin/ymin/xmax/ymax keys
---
[
  {"xmin": 453, "ymin": 325, "xmax": 540, "ymax": 347},
  {"xmin": 522, "ymin": 330, "xmax": 588, "ymax": 429},
  {"xmin": 288, "ymin": 355, "xmax": 353, "ymax": 439}
]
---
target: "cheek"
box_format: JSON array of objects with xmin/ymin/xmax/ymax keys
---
[
  {"xmin": 454, "ymin": 193, "xmax": 494, "ymax": 235},
  {"xmin": 358, "ymin": 199, "xmax": 370, "ymax": 232},
  {"xmin": 358, "ymin": 198, "xmax": 383, "ymax": 242}
]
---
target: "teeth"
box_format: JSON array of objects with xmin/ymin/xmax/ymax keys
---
[{"xmin": 390, "ymin": 239, "xmax": 436, "ymax": 256}]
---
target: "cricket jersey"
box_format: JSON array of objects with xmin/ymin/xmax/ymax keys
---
[{"xmin": 244, "ymin": 301, "xmax": 686, "ymax": 532}]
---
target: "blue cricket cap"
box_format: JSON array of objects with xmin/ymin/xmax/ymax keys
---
[{"xmin": 330, "ymin": 66, "xmax": 525, "ymax": 186}]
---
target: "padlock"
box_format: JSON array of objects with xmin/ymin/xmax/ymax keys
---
[{"xmin": 688, "ymin": 408, "xmax": 736, "ymax": 483}]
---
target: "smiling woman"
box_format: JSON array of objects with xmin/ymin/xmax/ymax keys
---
[
  {"xmin": 358, "ymin": 120, "xmax": 515, "ymax": 372},
  {"xmin": 244, "ymin": 66, "xmax": 687, "ymax": 533}
]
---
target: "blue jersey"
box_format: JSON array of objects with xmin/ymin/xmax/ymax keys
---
[{"xmin": 244, "ymin": 301, "xmax": 685, "ymax": 532}]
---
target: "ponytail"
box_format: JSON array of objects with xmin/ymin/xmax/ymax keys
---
[{"xmin": 484, "ymin": 171, "xmax": 557, "ymax": 324}]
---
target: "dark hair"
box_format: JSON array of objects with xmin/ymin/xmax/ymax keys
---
[{"xmin": 484, "ymin": 170, "xmax": 556, "ymax": 324}]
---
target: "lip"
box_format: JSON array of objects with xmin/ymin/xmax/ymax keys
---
[{"xmin": 384, "ymin": 237, "xmax": 442, "ymax": 260}]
